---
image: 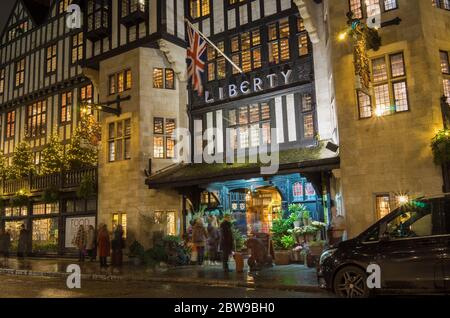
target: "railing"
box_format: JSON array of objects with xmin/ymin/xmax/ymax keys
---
[{"xmin": 1, "ymin": 167, "xmax": 98, "ymax": 196}]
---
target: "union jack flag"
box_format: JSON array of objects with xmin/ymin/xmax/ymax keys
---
[{"xmin": 187, "ymin": 23, "xmax": 207, "ymax": 96}]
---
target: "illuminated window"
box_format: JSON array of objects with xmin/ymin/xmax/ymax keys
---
[
  {"xmin": 153, "ymin": 117, "xmax": 176, "ymax": 159},
  {"xmin": 79, "ymin": 83, "xmax": 95, "ymax": 117},
  {"xmin": 121, "ymin": 0, "xmax": 146, "ymax": 17},
  {"xmin": 230, "ymin": 29, "xmax": 261, "ymax": 74},
  {"xmin": 207, "ymin": 42, "xmax": 226, "ymax": 81},
  {"xmin": 376, "ymin": 194, "xmax": 391, "ymax": 219},
  {"xmin": 109, "ymin": 69, "xmax": 132, "ymax": 95},
  {"xmin": 268, "ymin": 18, "xmax": 290, "ymax": 65},
  {"xmin": 228, "ymin": 0, "xmax": 246, "ymax": 4},
  {"xmin": 5, "ymin": 206, "xmax": 27, "ymax": 217},
  {"xmin": 433, "ymin": 0, "xmax": 450, "ymax": 10},
  {"xmin": 112, "ymin": 212, "xmax": 127, "ymax": 237},
  {"xmin": 26, "ymin": 100, "xmax": 47, "ymax": 138},
  {"xmin": 303, "ymin": 114, "xmax": 314, "ymax": 139},
  {"xmin": 349, "ymin": 0, "xmax": 397, "ymax": 18},
  {"xmin": 8, "ymin": 20, "xmax": 29, "ymax": 41},
  {"xmin": 227, "ymin": 102, "xmax": 271, "ymax": 149},
  {"xmin": 190, "ymin": 0, "xmax": 210, "ymax": 19},
  {"xmin": 71, "ymin": 33, "xmax": 83, "ymax": 64},
  {"xmin": 46, "ymin": 44, "xmax": 57, "ymax": 74},
  {"xmin": 358, "ymin": 91, "xmax": 372, "ymax": 119},
  {"xmin": 108, "ymin": 119, "xmax": 131, "ymax": 162},
  {"xmin": 33, "ymin": 203, "xmax": 59, "ymax": 215},
  {"xmin": 442, "ymin": 51, "xmax": 450, "ymax": 104},
  {"xmin": 166, "ymin": 211, "xmax": 177, "ymax": 236},
  {"xmin": 0, "ymin": 68, "xmax": 4, "ymax": 94},
  {"xmin": 60, "ymin": 91, "xmax": 73, "ymax": 124},
  {"xmin": 15, "ymin": 58, "xmax": 25, "ymax": 87},
  {"xmin": 6, "ymin": 111, "xmax": 15, "ymax": 139},
  {"xmin": 369, "ymin": 52, "xmax": 408, "ymax": 117},
  {"xmin": 32, "ymin": 218, "xmax": 59, "ymax": 253},
  {"xmin": 297, "ymin": 18, "xmax": 309, "ymax": 57},
  {"xmin": 87, "ymin": 0, "xmax": 109, "ymax": 32},
  {"xmin": 153, "ymin": 68, "xmax": 175, "ymax": 89},
  {"xmin": 59, "ymin": 0, "xmax": 72, "ymax": 14}
]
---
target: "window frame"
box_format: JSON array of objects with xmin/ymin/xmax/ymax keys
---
[
  {"xmin": 441, "ymin": 50, "xmax": 450, "ymax": 104},
  {"xmin": 108, "ymin": 118, "xmax": 132, "ymax": 162},
  {"xmin": 267, "ymin": 18, "xmax": 291, "ymax": 65},
  {"xmin": 25, "ymin": 100, "xmax": 47, "ymax": 139},
  {"xmin": 60, "ymin": 91, "xmax": 73, "ymax": 125},
  {"xmin": 71, "ymin": 32, "xmax": 84, "ymax": 65},
  {"xmin": 153, "ymin": 68, "xmax": 175, "ymax": 90},
  {"xmin": 433, "ymin": 0, "xmax": 450, "ymax": 11},
  {"xmin": 5, "ymin": 110, "xmax": 16, "ymax": 140},
  {"xmin": 189, "ymin": 0, "xmax": 210, "ymax": 20},
  {"xmin": 46, "ymin": 44, "xmax": 58, "ymax": 75},
  {"xmin": 0, "ymin": 68, "xmax": 5, "ymax": 95},
  {"xmin": 153, "ymin": 117, "xmax": 177, "ymax": 159},
  {"xmin": 15, "ymin": 58, "xmax": 25, "ymax": 88},
  {"xmin": 348, "ymin": 0, "xmax": 399, "ymax": 19},
  {"xmin": 108, "ymin": 69, "xmax": 132, "ymax": 95}
]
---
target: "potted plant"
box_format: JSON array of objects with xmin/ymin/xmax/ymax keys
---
[
  {"xmin": 302, "ymin": 210, "xmax": 311, "ymax": 226},
  {"xmin": 273, "ymin": 235, "xmax": 295, "ymax": 265},
  {"xmin": 311, "ymin": 221, "xmax": 327, "ymax": 241},
  {"xmin": 302, "ymin": 225, "xmax": 318, "ymax": 242},
  {"xmin": 288, "ymin": 204, "xmax": 306, "ymax": 228},
  {"xmin": 128, "ymin": 240, "xmax": 145, "ymax": 266}
]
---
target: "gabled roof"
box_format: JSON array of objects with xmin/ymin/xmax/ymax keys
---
[{"xmin": 22, "ymin": 0, "xmax": 51, "ymax": 25}]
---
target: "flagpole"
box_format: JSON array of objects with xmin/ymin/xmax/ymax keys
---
[{"xmin": 185, "ymin": 18, "xmax": 244, "ymax": 74}]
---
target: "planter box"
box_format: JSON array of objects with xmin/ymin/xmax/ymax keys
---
[
  {"xmin": 309, "ymin": 245, "xmax": 324, "ymax": 256},
  {"xmin": 274, "ymin": 250, "xmax": 291, "ymax": 265}
]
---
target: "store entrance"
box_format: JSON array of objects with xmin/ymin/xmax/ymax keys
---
[{"xmin": 231, "ymin": 187, "xmax": 282, "ymax": 236}]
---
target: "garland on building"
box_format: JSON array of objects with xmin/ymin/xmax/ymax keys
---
[
  {"xmin": 66, "ymin": 114, "xmax": 101, "ymax": 169},
  {"xmin": 431, "ymin": 129, "xmax": 450, "ymax": 165},
  {"xmin": 41, "ymin": 133, "xmax": 67, "ymax": 175},
  {"xmin": 9, "ymin": 141, "xmax": 35, "ymax": 179},
  {"xmin": 0, "ymin": 152, "xmax": 7, "ymax": 179}
]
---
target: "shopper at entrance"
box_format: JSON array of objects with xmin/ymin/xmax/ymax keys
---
[
  {"xmin": 329, "ymin": 200, "xmax": 347, "ymax": 245},
  {"xmin": 86, "ymin": 225, "xmax": 97, "ymax": 261},
  {"xmin": 220, "ymin": 214, "xmax": 234, "ymax": 272},
  {"xmin": 192, "ymin": 218, "xmax": 208, "ymax": 265},
  {"xmin": 207, "ymin": 216, "xmax": 220, "ymax": 265},
  {"xmin": 97, "ymin": 224, "xmax": 111, "ymax": 268},
  {"xmin": 0, "ymin": 229, "xmax": 11, "ymax": 260},
  {"xmin": 73, "ymin": 225, "xmax": 87, "ymax": 262},
  {"xmin": 111, "ymin": 224, "xmax": 125, "ymax": 267},
  {"xmin": 17, "ymin": 225, "xmax": 28, "ymax": 258}
]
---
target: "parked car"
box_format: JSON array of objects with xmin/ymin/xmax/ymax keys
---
[{"xmin": 318, "ymin": 195, "xmax": 450, "ymax": 297}]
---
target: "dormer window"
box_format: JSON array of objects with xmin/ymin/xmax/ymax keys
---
[
  {"xmin": 121, "ymin": 0, "xmax": 147, "ymax": 26},
  {"xmin": 86, "ymin": 0, "xmax": 110, "ymax": 40},
  {"xmin": 8, "ymin": 20, "xmax": 29, "ymax": 41}
]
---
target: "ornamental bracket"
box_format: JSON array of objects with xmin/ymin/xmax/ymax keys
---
[{"xmin": 81, "ymin": 95, "xmax": 131, "ymax": 117}]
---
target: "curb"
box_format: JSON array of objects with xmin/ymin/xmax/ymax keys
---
[{"xmin": 0, "ymin": 268, "xmax": 322, "ymax": 293}]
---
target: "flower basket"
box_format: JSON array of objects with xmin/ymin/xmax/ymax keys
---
[{"xmin": 274, "ymin": 250, "xmax": 291, "ymax": 265}]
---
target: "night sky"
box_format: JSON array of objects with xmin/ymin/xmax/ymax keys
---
[{"xmin": 0, "ymin": 0, "xmax": 19, "ymax": 34}]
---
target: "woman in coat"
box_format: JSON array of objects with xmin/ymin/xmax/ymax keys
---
[
  {"xmin": 72, "ymin": 225, "xmax": 87, "ymax": 262},
  {"xmin": 111, "ymin": 225, "xmax": 125, "ymax": 267},
  {"xmin": 86, "ymin": 225, "xmax": 96, "ymax": 261},
  {"xmin": 17, "ymin": 225, "xmax": 28, "ymax": 258},
  {"xmin": 97, "ymin": 224, "xmax": 111, "ymax": 268},
  {"xmin": 207, "ymin": 216, "xmax": 220, "ymax": 265},
  {"xmin": 192, "ymin": 218, "xmax": 208, "ymax": 265}
]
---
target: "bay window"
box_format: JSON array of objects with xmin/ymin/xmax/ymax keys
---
[
  {"xmin": 153, "ymin": 118, "xmax": 176, "ymax": 159},
  {"xmin": 190, "ymin": 0, "xmax": 210, "ymax": 19},
  {"xmin": 26, "ymin": 100, "xmax": 47, "ymax": 138},
  {"xmin": 231, "ymin": 29, "xmax": 262, "ymax": 74}
]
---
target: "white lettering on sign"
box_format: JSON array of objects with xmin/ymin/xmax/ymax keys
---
[{"xmin": 204, "ymin": 70, "xmax": 296, "ymax": 104}]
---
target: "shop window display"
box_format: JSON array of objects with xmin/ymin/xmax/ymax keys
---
[
  {"xmin": 32, "ymin": 218, "xmax": 59, "ymax": 254},
  {"xmin": 5, "ymin": 221, "xmax": 24, "ymax": 252}
]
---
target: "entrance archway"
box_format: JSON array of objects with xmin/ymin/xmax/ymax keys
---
[{"xmin": 245, "ymin": 187, "xmax": 282, "ymax": 236}]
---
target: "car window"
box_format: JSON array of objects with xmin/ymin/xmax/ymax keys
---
[{"xmin": 386, "ymin": 208, "xmax": 432, "ymax": 239}]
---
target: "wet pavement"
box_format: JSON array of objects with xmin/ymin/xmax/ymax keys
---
[
  {"xmin": 0, "ymin": 274, "xmax": 333, "ymax": 298},
  {"xmin": 0, "ymin": 257, "xmax": 320, "ymax": 292}
]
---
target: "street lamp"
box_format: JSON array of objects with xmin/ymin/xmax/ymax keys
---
[{"xmin": 80, "ymin": 95, "xmax": 131, "ymax": 117}]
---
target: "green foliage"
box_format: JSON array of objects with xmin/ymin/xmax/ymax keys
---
[
  {"xmin": 41, "ymin": 187, "xmax": 60, "ymax": 204},
  {"xmin": 66, "ymin": 114, "xmax": 101, "ymax": 169},
  {"xmin": 288, "ymin": 204, "xmax": 309, "ymax": 222},
  {"xmin": 271, "ymin": 212, "xmax": 295, "ymax": 250},
  {"xmin": 41, "ymin": 133, "xmax": 66, "ymax": 175},
  {"xmin": 9, "ymin": 141, "xmax": 34, "ymax": 179},
  {"xmin": 0, "ymin": 152, "xmax": 7, "ymax": 179},
  {"xmin": 76, "ymin": 175, "xmax": 96, "ymax": 199},
  {"xmin": 431, "ymin": 129, "xmax": 450, "ymax": 165},
  {"xmin": 10, "ymin": 189, "xmax": 30, "ymax": 207},
  {"xmin": 280, "ymin": 235, "xmax": 296, "ymax": 250},
  {"xmin": 302, "ymin": 209, "xmax": 310, "ymax": 220},
  {"xmin": 232, "ymin": 226, "xmax": 245, "ymax": 251},
  {"xmin": 128, "ymin": 240, "xmax": 145, "ymax": 258}
]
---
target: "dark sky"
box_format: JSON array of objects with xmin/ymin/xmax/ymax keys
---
[{"xmin": 0, "ymin": 0, "xmax": 19, "ymax": 34}]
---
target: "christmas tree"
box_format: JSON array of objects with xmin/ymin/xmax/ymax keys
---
[
  {"xmin": 66, "ymin": 114, "xmax": 101, "ymax": 169},
  {"xmin": 0, "ymin": 151, "xmax": 7, "ymax": 179},
  {"xmin": 9, "ymin": 141, "xmax": 35, "ymax": 179},
  {"xmin": 41, "ymin": 133, "xmax": 67, "ymax": 175}
]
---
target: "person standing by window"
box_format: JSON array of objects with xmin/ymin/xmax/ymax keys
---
[
  {"xmin": 73, "ymin": 225, "xmax": 87, "ymax": 262},
  {"xmin": 86, "ymin": 225, "xmax": 97, "ymax": 262},
  {"xmin": 97, "ymin": 224, "xmax": 111, "ymax": 268},
  {"xmin": 111, "ymin": 225, "xmax": 125, "ymax": 267},
  {"xmin": 192, "ymin": 218, "xmax": 208, "ymax": 266}
]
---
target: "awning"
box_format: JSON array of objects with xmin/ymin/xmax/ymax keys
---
[{"xmin": 146, "ymin": 144, "xmax": 340, "ymax": 189}]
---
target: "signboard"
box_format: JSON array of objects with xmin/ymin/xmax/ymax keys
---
[{"xmin": 65, "ymin": 216, "xmax": 96, "ymax": 248}]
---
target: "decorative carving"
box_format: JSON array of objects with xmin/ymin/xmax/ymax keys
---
[
  {"xmin": 158, "ymin": 39, "xmax": 188, "ymax": 82},
  {"xmin": 293, "ymin": 0, "xmax": 320, "ymax": 44}
]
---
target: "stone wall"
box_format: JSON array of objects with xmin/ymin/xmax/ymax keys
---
[
  {"xmin": 327, "ymin": 0, "xmax": 447, "ymax": 237},
  {"xmin": 96, "ymin": 47, "xmax": 187, "ymax": 248}
]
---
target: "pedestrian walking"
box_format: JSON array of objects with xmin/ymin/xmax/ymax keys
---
[
  {"xmin": 17, "ymin": 224, "xmax": 28, "ymax": 258},
  {"xmin": 97, "ymin": 224, "xmax": 111, "ymax": 268},
  {"xmin": 111, "ymin": 224, "xmax": 125, "ymax": 267},
  {"xmin": 207, "ymin": 216, "xmax": 220, "ymax": 265},
  {"xmin": 192, "ymin": 218, "xmax": 208, "ymax": 266},
  {"xmin": 72, "ymin": 225, "xmax": 87, "ymax": 262},
  {"xmin": 86, "ymin": 225, "xmax": 97, "ymax": 261},
  {"xmin": 220, "ymin": 214, "xmax": 234, "ymax": 272}
]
